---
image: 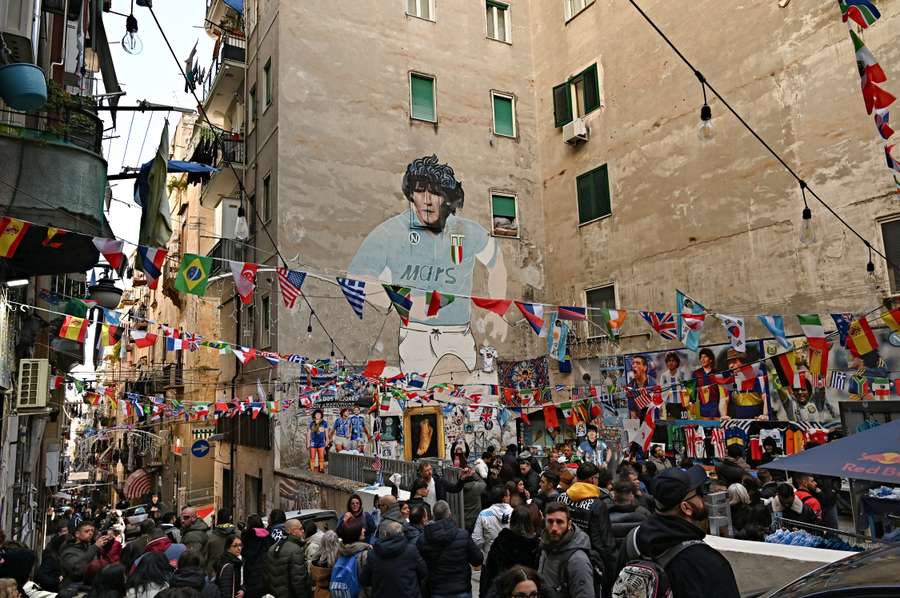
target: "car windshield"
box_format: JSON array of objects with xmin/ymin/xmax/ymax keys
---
[{"xmin": 765, "ymin": 545, "xmax": 900, "ymax": 597}]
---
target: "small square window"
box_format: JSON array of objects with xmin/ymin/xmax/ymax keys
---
[
  {"xmin": 262, "ymin": 174, "xmax": 272, "ymax": 221},
  {"xmin": 248, "ymin": 86, "xmax": 256, "ymax": 124},
  {"xmin": 491, "ymin": 193, "xmax": 519, "ymax": 238},
  {"xmin": 261, "ymin": 295, "xmax": 271, "ymax": 346},
  {"xmin": 576, "ymin": 164, "xmax": 611, "ymax": 224},
  {"xmin": 263, "ymin": 59, "xmax": 273, "ymax": 107},
  {"xmin": 565, "ymin": 0, "xmax": 594, "ymax": 21},
  {"xmin": 492, "ymin": 92, "xmax": 516, "ymax": 137},
  {"xmin": 553, "ymin": 63, "xmax": 601, "ymax": 127},
  {"xmin": 486, "ymin": 1, "xmax": 510, "ymax": 43},
  {"xmin": 882, "ymin": 219, "xmax": 900, "ymax": 293},
  {"xmin": 407, "ymin": 0, "xmax": 434, "ymax": 21},
  {"xmin": 410, "ymin": 73, "xmax": 436, "ymax": 122},
  {"xmin": 586, "ymin": 284, "xmax": 616, "ymax": 338}
]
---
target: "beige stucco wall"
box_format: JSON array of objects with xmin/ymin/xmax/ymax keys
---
[{"xmin": 532, "ymin": 0, "xmax": 899, "ymax": 357}]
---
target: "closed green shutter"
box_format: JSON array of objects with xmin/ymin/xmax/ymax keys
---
[
  {"xmin": 553, "ymin": 82, "xmax": 572, "ymax": 127},
  {"xmin": 582, "ymin": 64, "xmax": 600, "ymax": 113},
  {"xmin": 491, "ymin": 195, "xmax": 517, "ymax": 218},
  {"xmin": 411, "ymin": 75, "xmax": 436, "ymax": 121},
  {"xmin": 493, "ymin": 95, "xmax": 514, "ymax": 136},
  {"xmin": 576, "ymin": 164, "xmax": 611, "ymax": 224}
]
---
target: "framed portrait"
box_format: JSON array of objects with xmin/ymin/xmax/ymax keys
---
[
  {"xmin": 404, "ymin": 406, "xmax": 445, "ymax": 460},
  {"xmin": 379, "ymin": 416, "xmax": 402, "ymax": 443}
]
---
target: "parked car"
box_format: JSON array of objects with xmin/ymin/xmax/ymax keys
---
[
  {"xmin": 263, "ymin": 509, "xmax": 339, "ymax": 532},
  {"xmin": 745, "ymin": 543, "xmax": 900, "ymax": 597}
]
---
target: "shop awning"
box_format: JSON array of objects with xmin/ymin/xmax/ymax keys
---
[
  {"xmin": 760, "ymin": 420, "xmax": 900, "ymax": 484},
  {"xmin": 224, "ymin": 0, "xmax": 244, "ymax": 12}
]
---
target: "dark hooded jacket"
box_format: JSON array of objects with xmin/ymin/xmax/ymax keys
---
[
  {"xmin": 181, "ymin": 519, "xmax": 210, "ymax": 564},
  {"xmin": 538, "ymin": 526, "xmax": 595, "ymax": 598},
  {"xmin": 241, "ymin": 528, "xmax": 273, "ymax": 598},
  {"xmin": 360, "ymin": 533, "xmax": 427, "ymax": 598},
  {"xmin": 715, "ymin": 457, "xmax": 750, "ymax": 486},
  {"xmin": 615, "ymin": 515, "xmax": 740, "ymax": 598},
  {"xmin": 264, "ymin": 536, "xmax": 309, "ymax": 598},
  {"xmin": 416, "ymin": 518, "xmax": 483, "ymax": 596},
  {"xmin": 59, "ymin": 538, "xmax": 100, "ymax": 587},
  {"xmin": 557, "ymin": 482, "xmax": 616, "ymax": 572},
  {"xmin": 170, "ymin": 565, "xmax": 221, "ymax": 598},
  {"xmin": 479, "ymin": 528, "xmax": 540, "ymax": 598},
  {"xmin": 206, "ymin": 524, "xmax": 238, "ymax": 572},
  {"xmin": 607, "ymin": 504, "xmax": 651, "ymax": 548}
]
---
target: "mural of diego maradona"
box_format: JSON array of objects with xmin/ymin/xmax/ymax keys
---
[{"xmin": 349, "ymin": 155, "xmax": 507, "ymax": 379}]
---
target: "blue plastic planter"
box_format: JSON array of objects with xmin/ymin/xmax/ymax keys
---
[{"xmin": 0, "ymin": 63, "xmax": 48, "ymax": 112}]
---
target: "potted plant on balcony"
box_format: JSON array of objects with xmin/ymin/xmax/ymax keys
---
[{"xmin": 0, "ymin": 62, "xmax": 48, "ymax": 112}]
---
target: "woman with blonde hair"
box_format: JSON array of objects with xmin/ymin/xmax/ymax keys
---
[{"xmin": 309, "ymin": 531, "xmax": 341, "ymax": 598}]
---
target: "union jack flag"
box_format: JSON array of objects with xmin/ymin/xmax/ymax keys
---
[{"xmin": 639, "ymin": 311, "xmax": 677, "ymax": 341}]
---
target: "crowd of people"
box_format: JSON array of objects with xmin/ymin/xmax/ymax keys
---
[{"xmin": 0, "ymin": 442, "xmax": 844, "ymax": 598}]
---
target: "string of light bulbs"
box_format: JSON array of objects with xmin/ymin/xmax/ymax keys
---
[{"xmin": 627, "ymin": 0, "xmax": 899, "ymax": 283}]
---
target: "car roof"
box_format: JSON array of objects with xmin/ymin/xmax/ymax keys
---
[{"xmin": 766, "ymin": 544, "xmax": 900, "ymax": 597}]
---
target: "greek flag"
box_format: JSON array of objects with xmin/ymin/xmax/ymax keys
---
[
  {"xmin": 830, "ymin": 370, "xmax": 847, "ymax": 391},
  {"xmin": 336, "ymin": 277, "xmax": 366, "ymax": 319}
]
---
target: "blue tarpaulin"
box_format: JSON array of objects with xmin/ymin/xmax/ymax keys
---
[
  {"xmin": 223, "ymin": 0, "xmax": 243, "ymax": 13},
  {"xmin": 134, "ymin": 160, "xmax": 219, "ymax": 206},
  {"xmin": 760, "ymin": 419, "xmax": 900, "ymax": 484}
]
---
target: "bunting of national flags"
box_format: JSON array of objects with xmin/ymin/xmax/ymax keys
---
[{"xmin": 836, "ymin": 3, "xmax": 899, "ymax": 194}]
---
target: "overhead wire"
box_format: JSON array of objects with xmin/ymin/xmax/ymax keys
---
[
  {"xmin": 627, "ymin": 0, "xmax": 899, "ymax": 277},
  {"xmin": 144, "ymin": 5, "xmax": 352, "ymax": 363}
]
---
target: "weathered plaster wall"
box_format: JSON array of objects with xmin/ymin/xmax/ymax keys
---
[{"xmin": 532, "ymin": 0, "xmax": 900, "ymax": 355}]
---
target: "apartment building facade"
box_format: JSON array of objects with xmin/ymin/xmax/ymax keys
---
[{"xmin": 195, "ymin": 0, "xmax": 900, "ymax": 515}]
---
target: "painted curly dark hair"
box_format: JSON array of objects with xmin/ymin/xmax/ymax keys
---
[{"xmin": 401, "ymin": 154, "xmax": 465, "ymax": 212}]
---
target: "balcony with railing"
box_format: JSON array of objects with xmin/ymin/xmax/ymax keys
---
[
  {"xmin": 200, "ymin": 127, "xmax": 245, "ymax": 208},
  {"xmin": 202, "ymin": 34, "xmax": 246, "ymax": 111},
  {"xmin": 0, "ymin": 93, "xmax": 113, "ymax": 278},
  {"xmin": 207, "ymin": 238, "xmax": 245, "ymax": 276}
]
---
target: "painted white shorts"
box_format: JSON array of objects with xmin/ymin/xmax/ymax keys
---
[{"xmin": 399, "ymin": 322, "xmax": 477, "ymax": 377}]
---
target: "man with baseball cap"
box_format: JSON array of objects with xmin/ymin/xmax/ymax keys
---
[{"xmin": 614, "ymin": 466, "xmax": 739, "ymax": 597}]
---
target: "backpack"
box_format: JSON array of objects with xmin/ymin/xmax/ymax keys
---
[
  {"xmin": 556, "ymin": 546, "xmax": 607, "ymax": 598},
  {"xmin": 329, "ymin": 553, "xmax": 362, "ymax": 598},
  {"xmin": 610, "ymin": 526, "xmax": 702, "ymax": 598}
]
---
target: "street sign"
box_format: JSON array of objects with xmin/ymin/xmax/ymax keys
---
[{"xmin": 191, "ymin": 439, "xmax": 210, "ymax": 458}]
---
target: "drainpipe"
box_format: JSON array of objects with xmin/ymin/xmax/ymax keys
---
[
  {"xmin": 49, "ymin": 0, "xmax": 69, "ymax": 79},
  {"xmin": 228, "ymin": 291, "xmax": 240, "ymax": 514},
  {"xmin": 30, "ymin": 0, "xmax": 43, "ymax": 64}
]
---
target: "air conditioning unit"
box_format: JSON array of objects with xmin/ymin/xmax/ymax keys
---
[
  {"xmin": 17, "ymin": 358, "xmax": 49, "ymax": 411},
  {"xmin": 563, "ymin": 117, "xmax": 589, "ymax": 144},
  {"xmin": 215, "ymin": 198, "xmax": 241, "ymax": 240},
  {"xmin": 1, "ymin": 0, "xmax": 37, "ymax": 62}
]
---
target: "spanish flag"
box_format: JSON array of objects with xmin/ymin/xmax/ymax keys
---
[
  {"xmin": 847, "ymin": 317, "xmax": 879, "ymax": 357},
  {"xmin": 41, "ymin": 227, "xmax": 66, "ymax": 248},
  {"xmin": 882, "ymin": 308, "xmax": 900, "ymax": 334},
  {"xmin": 808, "ymin": 343, "xmax": 830, "ymax": 382},
  {"xmin": 59, "ymin": 315, "xmax": 89, "ymax": 343},
  {"xmin": 0, "ymin": 217, "xmax": 30, "ymax": 258}
]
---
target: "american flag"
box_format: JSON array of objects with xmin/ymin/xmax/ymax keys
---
[
  {"xmin": 277, "ymin": 267, "xmax": 307, "ymax": 311},
  {"xmin": 639, "ymin": 311, "xmax": 677, "ymax": 341}
]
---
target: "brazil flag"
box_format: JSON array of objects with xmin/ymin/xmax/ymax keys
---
[{"xmin": 174, "ymin": 253, "xmax": 213, "ymax": 296}]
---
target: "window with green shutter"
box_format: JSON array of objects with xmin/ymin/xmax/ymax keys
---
[
  {"xmin": 553, "ymin": 63, "xmax": 601, "ymax": 128},
  {"xmin": 576, "ymin": 164, "xmax": 611, "ymax": 224},
  {"xmin": 491, "ymin": 193, "xmax": 519, "ymax": 237},
  {"xmin": 410, "ymin": 73, "xmax": 436, "ymax": 122},
  {"xmin": 263, "ymin": 58, "xmax": 273, "ymax": 107},
  {"xmin": 492, "ymin": 93, "xmax": 515, "ymax": 137}
]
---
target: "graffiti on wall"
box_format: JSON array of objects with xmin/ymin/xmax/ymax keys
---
[{"xmin": 348, "ymin": 155, "xmax": 508, "ymax": 382}]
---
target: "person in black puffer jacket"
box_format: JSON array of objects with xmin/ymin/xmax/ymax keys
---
[
  {"xmin": 241, "ymin": 515, "xmax": 274, "ymax": 598},
  {"xmin": 479, "ymin": 505, "xmax": 539, "ymax": 598},
  {"xmin": 361, "ymin": 521, "xmax": 427, "ymax": 598},
  {"xmin": 608, "ymin": 481, "xmax": 651, "ymax": 549},
  {"xmin": 171, "ymin": 550, "xmax": 221, "ymax": 598},
  {"xmin": 416, "ymin": 501, "xmax": 483, "ymax": 598},
  {"xmin": 264, "ymin": 519, "xmax": 309, "ymax": 598}
]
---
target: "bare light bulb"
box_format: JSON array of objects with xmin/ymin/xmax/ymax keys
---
[
  {"xmin": 122, "ymin": 15, "xmax": 143, "ymax": 55},
  {"xmin": 307, "ymin": 324, "xmax": 313, "ymax": 339},
  {"xmin": 697, "ymin": 103, "xmax": 714, "ymax": 142},
  {"xmin": 234, "ymin": 206, "xmax": 250, "ymax": 241},
  {"xmin": 866, "ymin": 261, "xmax": 879, "ymax": 289},
  {"xmin": 799, "ymin": 207, "xmax": 815, "ymax": 245}
]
